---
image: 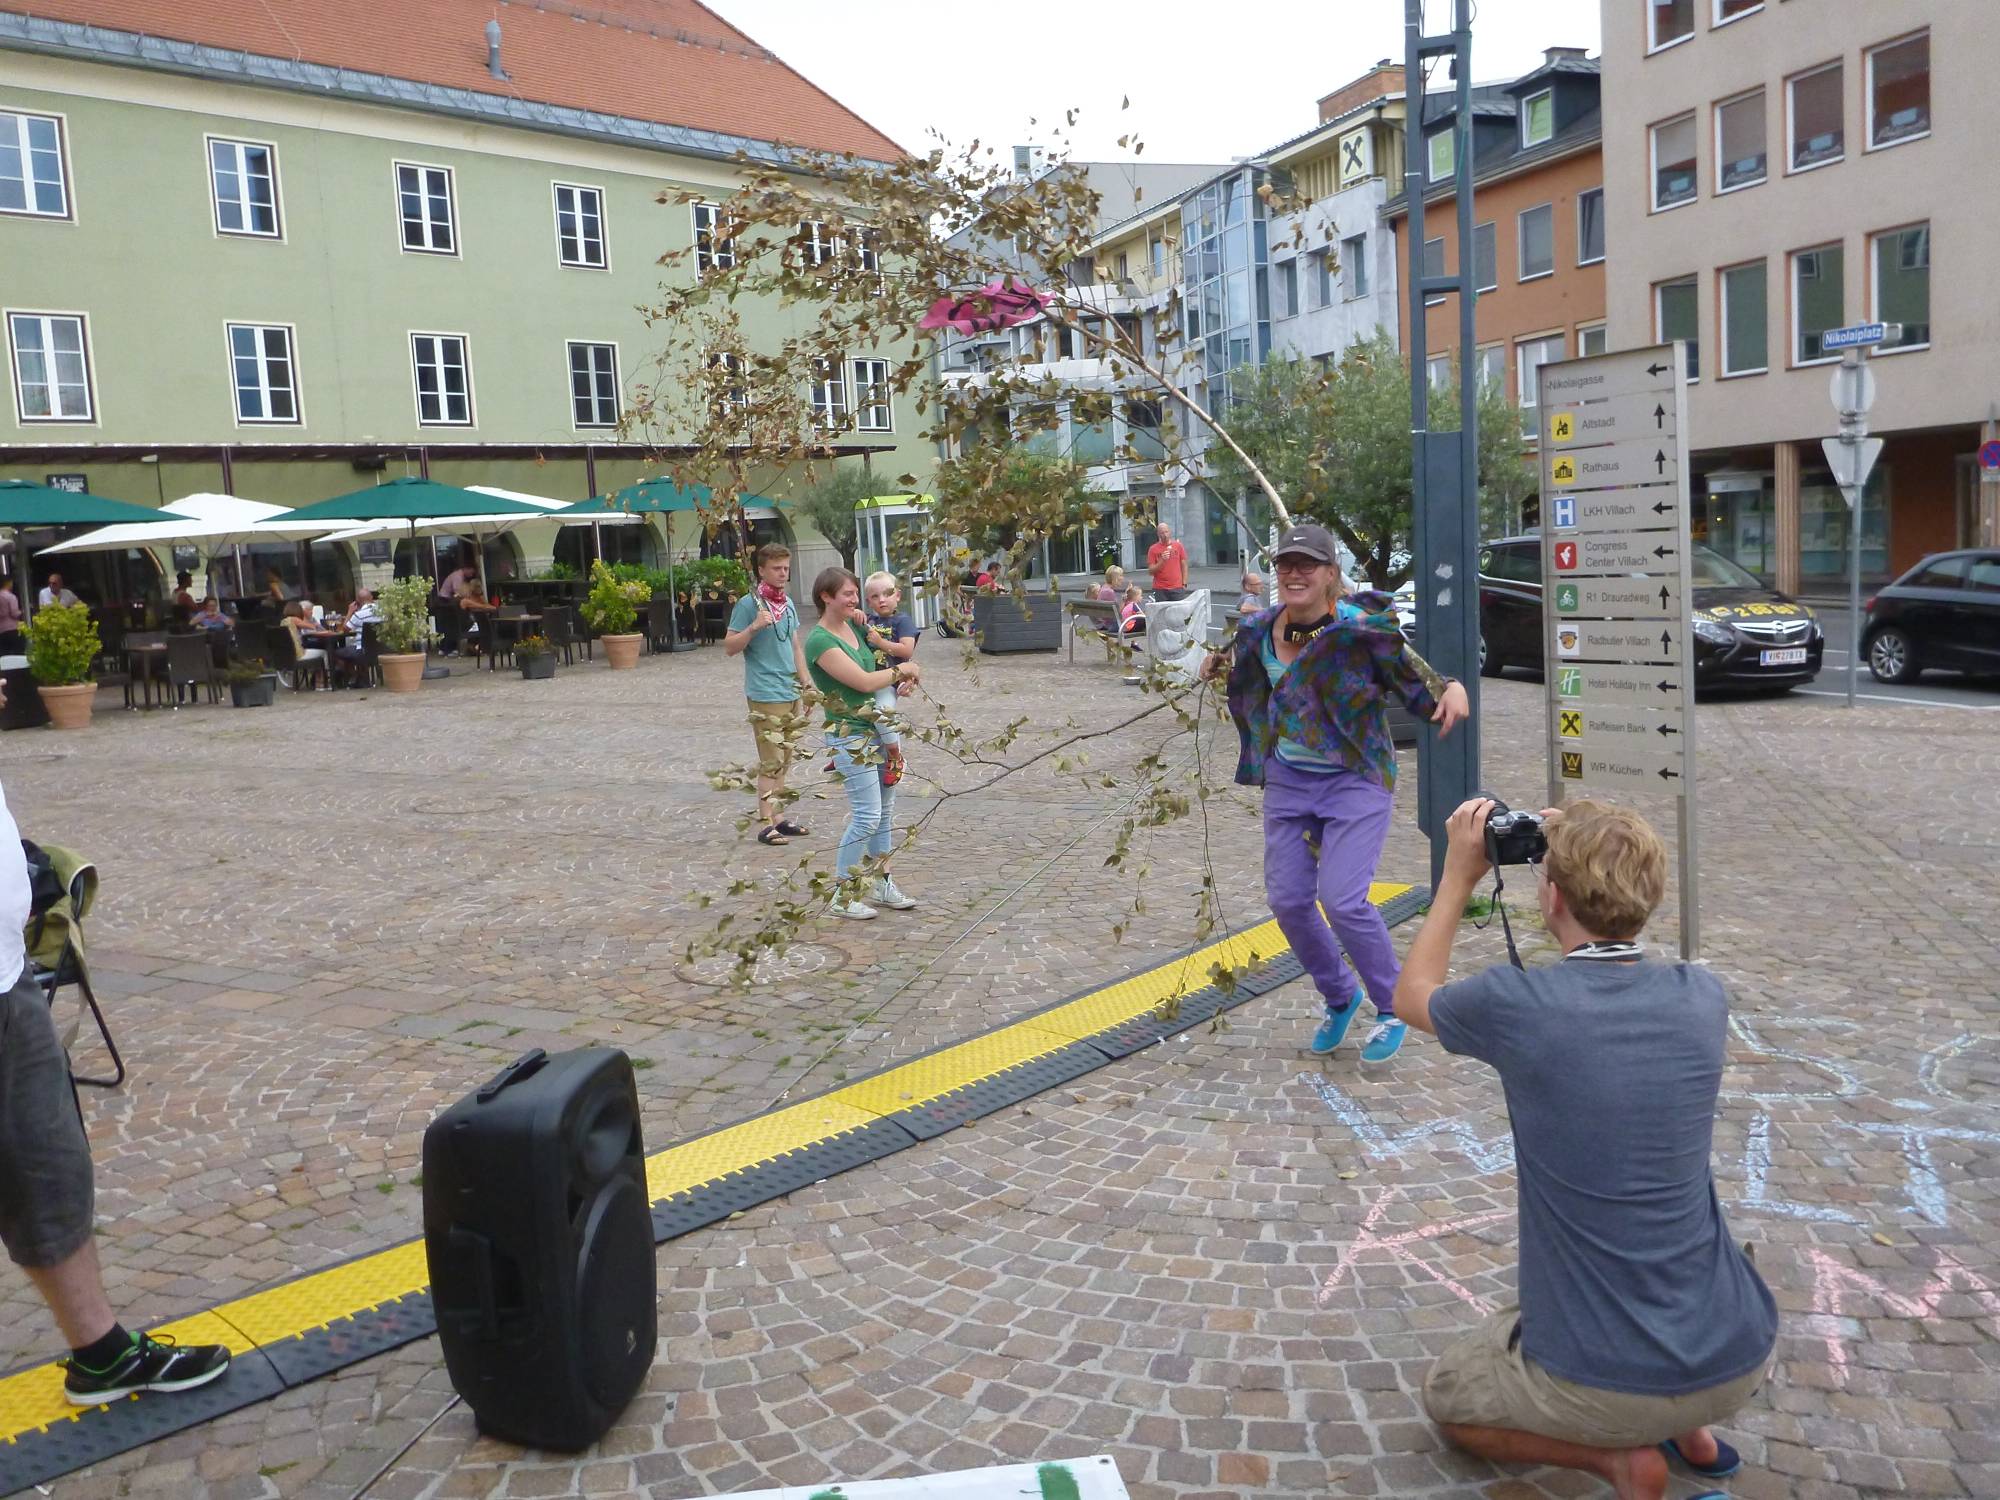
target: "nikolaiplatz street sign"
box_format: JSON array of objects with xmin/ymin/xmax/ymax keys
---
[{"xmin": 1537, "ymin": 340, "xmax": 1699, "ymax": 959}]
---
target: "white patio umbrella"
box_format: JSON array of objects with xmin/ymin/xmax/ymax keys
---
[{"xmin": 37, "ymin": 492, "xmax": 335, "ymax": 596}]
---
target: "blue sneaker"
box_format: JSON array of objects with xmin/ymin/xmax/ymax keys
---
[
  {"xmin": 1310, "ymin": 991, "xmax": 1367, "ymax": 1055},
  {"xmin": 1360, "ymin": 1018, "xmax": 1408, "ymax": 1063}
]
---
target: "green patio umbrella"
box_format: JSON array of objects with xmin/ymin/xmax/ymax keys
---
[
  {"xmin": 552, "ymin": 478, "xmax": 725, "ymax": 651},
  {"xmin": 281, "ymin": 477, "xmax": 545, "ymax": 594},
  {"xmin": 0, "ymin": 478, "xmax": 179, "ymax": 621}
]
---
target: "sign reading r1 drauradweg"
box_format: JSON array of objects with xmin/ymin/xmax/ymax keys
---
[{"xmin": 1537, "ymin": 342, "xmax": 1699, "ymax": 959}]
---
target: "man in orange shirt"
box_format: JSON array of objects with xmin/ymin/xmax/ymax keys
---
[{"xmin": 1147, "ymin": 522, "xmax": 1188, "ymax": 601}]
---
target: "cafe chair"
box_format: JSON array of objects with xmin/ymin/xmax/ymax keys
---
[
  {"xmin": 25, "ymin": 842, "xmax": 123, "ymax": 1090},
  {"xmin": 264, "ymin": 624, "xmax": 328, "ymax": 692},
  {"xmin": 164, "ymin": 632, "xmax": 222, "ymax": 707}
]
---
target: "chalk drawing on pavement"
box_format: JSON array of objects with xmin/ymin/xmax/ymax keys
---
[
  {"xmin": 1315, "ymin": 1184, "xmax": 1515, "ymax": 1314},
  {"xmin": 1297, "ymin": 1073, "xmax": 1516, "ymax": 1174}
]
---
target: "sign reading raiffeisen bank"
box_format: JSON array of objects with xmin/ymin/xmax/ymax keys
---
[{"xmin": 1536, "ymin": 340, "xmax": 1700, "ymax": 958}]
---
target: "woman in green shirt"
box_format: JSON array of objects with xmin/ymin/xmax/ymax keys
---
[{"xmin": 806, "ymin": 567, "xmax": 922, "ymax": 920}]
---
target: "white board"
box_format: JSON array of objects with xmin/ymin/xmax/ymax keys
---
[{"xmin": 725, "ymin": 1456, "xmax": 1132, "ymax": 1500}]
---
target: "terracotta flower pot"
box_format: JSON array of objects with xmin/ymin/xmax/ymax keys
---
[
  {"xmin": 379, "ymin": 652, "xmax": 426, "ymax": 693},
  {"xmin": 602, "ymin": 633, "xmax": 642, "ymax": 670},
  {"xmin": 38, "ymin": 681, "xmax": 97, "ymax": 730}
]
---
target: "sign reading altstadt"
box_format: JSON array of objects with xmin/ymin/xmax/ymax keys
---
[{"xmin": 1537, "ymin": 342, "xmax": 1700, "ymax": 958}]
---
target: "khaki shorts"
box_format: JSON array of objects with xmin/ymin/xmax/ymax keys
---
[
  {"xmin": 1422, "ymin": 1306, "xmax": 1771, "ymax": 1449},
  {"xmin": 746, "ymin": 697, "xmax": 807, "ymax": 778}
]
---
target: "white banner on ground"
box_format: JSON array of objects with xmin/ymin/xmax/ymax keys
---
[{"xmin": 726, "ymin": 1456, "xmax": 1132, "ymax": 1499}]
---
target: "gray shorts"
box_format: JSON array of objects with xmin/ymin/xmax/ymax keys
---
[
  {"xmin": 0, "ymin": 967, "xmax": 94, "ymax": 1269},
  {"xmin": 1423, "ymin": 1305, "xmax": 1771, "ymax": 1449}
]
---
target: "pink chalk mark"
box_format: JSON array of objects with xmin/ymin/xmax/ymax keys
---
[
  {"xmin": 1804, "ymin": 1246, "xmax": 2000, "ymax": 1385},
  {"xmin": 1316, "ymin": 1185, "xmax": 1514, "ymax": 1314}
]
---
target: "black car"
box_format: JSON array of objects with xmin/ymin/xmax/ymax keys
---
[
  {"xmin": 1477, "ymin": 535, "xmax": 1824, "ymax": 690},
  {"xmin": 1860, "ymin": 549, "xmax": 2000, "ymax": 683}
]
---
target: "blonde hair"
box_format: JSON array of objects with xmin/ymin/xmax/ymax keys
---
[
  {"xmin": 1122, "ymin": 584, "xmax": 1143, "ymax": 602},
  {"xmin": 863, "ymin": 570, "xmax": 899, "ymax": 595},
  {"xmin": 1543, "ymin": 799, "xmax": 1667, "ymax": 940}
]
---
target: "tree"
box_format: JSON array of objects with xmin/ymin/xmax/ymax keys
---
[
  {"xmin": 791, "ymin": 465, "xmax": 878, "ymax": 572},
  {"xmin": 1203, "ymin": 332, "xmax": 1534, "ymax": 587}
]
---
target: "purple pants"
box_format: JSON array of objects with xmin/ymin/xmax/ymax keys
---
[{"xmin": 1262, "ymin": 755, "xmax": 1399, "ymax": 1017}]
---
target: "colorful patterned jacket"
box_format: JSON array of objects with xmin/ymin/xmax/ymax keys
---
[{"xmin": 1224, "ymin": 591, "xmax": 1444, "ymax": 790}]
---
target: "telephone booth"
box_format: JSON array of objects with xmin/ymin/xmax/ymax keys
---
[{"xmin": 854, "ymin": 493, "xmax": 940, "ymax": 630}]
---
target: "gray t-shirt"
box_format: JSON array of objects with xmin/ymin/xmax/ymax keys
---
[{"xmin": 1431, "ymin": 957, "xmax": 1778, "ymax": 1395}]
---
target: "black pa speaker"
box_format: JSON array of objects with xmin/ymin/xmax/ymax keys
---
[{"xmin": 422, "ymin": 1048, "xmax": 656, "ymax": 1449}]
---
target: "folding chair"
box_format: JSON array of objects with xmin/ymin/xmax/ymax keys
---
[{"xmin": 26, "ymin": 843, "xmax": 124, "ymax": 1089}]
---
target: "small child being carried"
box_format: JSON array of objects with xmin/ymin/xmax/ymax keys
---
[{"xmin": 862, "ymin": 571, "xmax": 919, "ymax": 785}]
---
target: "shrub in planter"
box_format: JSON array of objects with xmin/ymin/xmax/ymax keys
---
[
  {"xmin": 23, "ymin": 602, "xmax": 100, "ymax": 729},
  {"xmin": 223, "ymin": 656, "xmax": 279, "ymax": 708},
  {"xmin": 581, "ymin": 562, "xmax": 648, "ymax": 668},
  {"xmin": 375, "ymin": 575, "xmax": 438, "ymax": 692},
  {"xmin": 516, "ymin": 634, "xmax": 556, "ymax": 680}
]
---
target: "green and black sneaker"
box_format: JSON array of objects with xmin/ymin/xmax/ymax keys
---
[{"xmin": 61, "ymin": 1332, "xmax": 231, "ymax": 1406}]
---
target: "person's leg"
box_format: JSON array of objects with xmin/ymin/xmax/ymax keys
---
[
  {"xmin": 1310, "ymin": 771, "xmax": 1401, "ymax": 1015},
  {"xmin": 829, "ymin": 734, "xmax": 882, "ymax": 883},
  {"xmin": 23, "ymin": 1239, "xmax": 114, "ymax": 1349},
  {"xmin": 1436, "ymin": 1424, "xmax": 1668, "ymax": 1500},
  {"xmin": 1261, "ymin": 762, "xmax": 1357, "ymax": 1009},
  {"xmin": 748, "ymin": 700, "xmax": 784, "ymax": 830}
]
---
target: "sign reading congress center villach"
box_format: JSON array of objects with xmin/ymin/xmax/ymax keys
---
[{"xmin": 1537, "ymin": 342, "xmax": 1700, "ymax": 959}]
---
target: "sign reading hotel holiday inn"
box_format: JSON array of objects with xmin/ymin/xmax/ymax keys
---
[{"xmin": 1537, "ymin": 342, "xmax": 1700, "ymax": 958}]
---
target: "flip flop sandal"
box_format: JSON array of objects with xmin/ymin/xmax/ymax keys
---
[
  {"xmin": 1661, "ymin": 1438, "xmax": 1742, "ymax": 1479},
  {"xmin": 775, "ymin": 820, "xmax": 809, "ymax": 837},
  {"xmin": 756, "ymin": 827, "xmax": 790, "ymax": 846}
]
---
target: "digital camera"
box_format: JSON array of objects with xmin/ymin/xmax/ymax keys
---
[{"xmin": 1482, "ymin": 797, "xmax": 1548, "ymax": 867}]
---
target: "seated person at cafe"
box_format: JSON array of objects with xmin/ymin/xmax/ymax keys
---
[
  {"xmin": 274, "ymin": 601, "xmax": 327, "ymax": 679},
  {"xmin": 189, "ymin": 597, "xmax": 232, "ymax": 633},
  {"xmin": 456, "ymin": 578, "xmax": 498, "ymax": 652},
  {"xmin": 37, "ymin": 573, "xmax": 79, "ymax": 609},
  {"xmin": 333, "ymin": 589, "xmax": 380, "ymax": 683}
]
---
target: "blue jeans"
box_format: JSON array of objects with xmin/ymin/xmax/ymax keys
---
[{"xmin": 828, "ymin": 729, "xmax": 897, "ymax": 880}]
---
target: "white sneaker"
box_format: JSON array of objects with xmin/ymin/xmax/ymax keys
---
[
  {"xmin": 827, "ymin": 895, "xmax": 878, "ymax": 920},
  {"xmin": 872, "ymin": 877, "xmax": 917, "ymax": 911}
]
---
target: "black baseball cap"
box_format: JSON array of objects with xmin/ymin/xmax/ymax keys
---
[{"xmin": 1272, "ymin": 523, "xmax": 1337, "ymax": 565}]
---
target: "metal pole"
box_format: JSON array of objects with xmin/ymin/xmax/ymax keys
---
[{"xmin": 1840, "ymin": 348, "xmax": 1863, "ymax": 710}]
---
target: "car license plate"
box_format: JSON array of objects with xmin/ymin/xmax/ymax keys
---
[{"xmin": 1760, "ymin": 647, "xmax": 1808, "ymax": 666}]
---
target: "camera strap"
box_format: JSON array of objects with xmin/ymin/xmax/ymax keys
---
[{"xmin": 1489, "ymin": 866, "xmax": 1528, "ymax": 971}]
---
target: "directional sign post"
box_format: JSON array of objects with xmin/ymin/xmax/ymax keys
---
[
  {"xmin": 1824, "ymin": 339, "xmax": 1885, "ymax": 708},
  {"xmin": 1538, "ymin": 341, "xmax": 1698, "ymax": 959}
]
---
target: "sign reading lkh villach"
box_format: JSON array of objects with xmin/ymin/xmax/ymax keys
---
[{"xmin": 1537, "ymin": 342, "xmax": 1700, "ymax": 959}]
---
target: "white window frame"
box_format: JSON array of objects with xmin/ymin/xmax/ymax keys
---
[
  {"xmin": 394, "ymin": 161, "xmax": 458, "ymax": 256},
  {"xmin": 1576, "ymin": 323, "xmax": 1608, "ymax": 358},
  {"xmin": 205, "ymin": 135, "xmax": 281, "ymax": 240},
  {"xmin": 1865, "ymin": 31, "xmax": 1931, "ymax": 153},
  {"xmin": 1647, "ymin": 0, "xmax": 1694, "ymax": 55},
  {"xmin": 5, "ymin": 309, "xmax": 94, "ymax": 423},
  {"xmin": 1515, "ymin": 332, "xmax": 1565, "ymax": 433},
  {"xmin": 1520, "ymin": 89, "xmax": 1553, "ymax": 149},
  {"xmin": 1786, "ymin": 61, "xmax": 1845, "ymax": 175},
  {"xmin": 1274, "ymin": 257, "xmax": 1298, "ymax": 319},
  {"xmin": 1713, "ymin": 88, "xmax": 1768, "ymax": 195},
  {"xmin": 1790, "ymin": 243, "xmax": 1843, "ymax": 367},
  {"xmin": 0, "ymin": 108, "xmax": 71, "ymax": 221},
  {"xmin": 1869, "ymin": 222, "xmax": 1931, "ymax": 356},
  {"xmin": 409, "ymin": 331, "xmax": 474, "ymax": 426},
  {"xmin": 224, "ymin": 321, "xmax": 302, "ymax": 425},
  {"xmin": 708, "ymin": 350, "xmax": 749, "ymax": 416},
  {"xmin": 1476, "ymin": 343, "xmax": 1507, "ymax": 393},
  {"xmin": 798, "ymin": 219, "xmax": 838, "ymax": 267},
  {"xmin": 1717, "ymin": 260, "xmax": 1768, "ymax": 378},
  {"xmin": 810, "ymin": 358, "xmax": 847, "ymax": 429},
  {"xmin": 1342, "ymin": 234, "xmax": 1369, "ymax": 300},
  {"xmin": 1426, "ymin": 354, "xmax": 1452, "ymax": 393},
  {"xmin": 1517, "ymin": 204, "xmax": 1554, "ymax": 282},
  {"xmin": 693, "ymin": 201, "xmax": 734, "ymax": 276},
  {"xmin": 1653, "ymin": 276, "xmax": 1701, "ymax": 382},
  {"xmin": 1422, "ymin": 235, "xmax": 1446, "ymax": 307},
  {"xmin": 1713, "ymin": 0, "xmax": 1763, "ymax": 28},
  {"xmin": 566, "ymin": 340, "xmax": 620, "ymax": 430},
  {"xmin": 552, "ymin": 182, "xmax": 608, "ymax": 270},
  {"xmin": 1427, "ymin": 129, "xmax": 1454, "ymax": 182},
  {"xmin": 1576, "ymin": 187, "xmax": 1605, "ymax": 266},
  {"xmin": 1649, "ymin": 113, "xmax": 1698, "ymax": 213},
  {"xmin": 850, "ymin": 357, "xmax": 892, "ymax": 432}
]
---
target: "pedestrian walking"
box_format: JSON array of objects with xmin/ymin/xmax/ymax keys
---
[{"xmin": 1201, "ymin": 522, "xmax": 1469, "ymax": 1063}]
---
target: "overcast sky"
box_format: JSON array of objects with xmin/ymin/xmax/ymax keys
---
[{"xmin": 709, "ymin": 0, "xmax": 1602, "ymax": 165}]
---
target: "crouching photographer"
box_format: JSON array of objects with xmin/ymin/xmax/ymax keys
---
[{"xmin": 1389, "ymin": 797, "xmax": 1777, "ymax": 1500}]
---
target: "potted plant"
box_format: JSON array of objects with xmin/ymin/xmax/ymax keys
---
[
  {"xmin": 516, "ymin": 634, "xmax": 556, "ymax": 680},
  {"xmin": 23, "ymin": 601, "xmax": 100, "ymax": 730},
  {"xmin": 375, "ymin": 575, "xmax": 438, "ymax": 693},
  {"xmin": 580, "ymin": 560, "xmax": 648, "ymax": 670},
  {"xmin": 222, "ymin": 656, "xmax": 280, "ymax": 707}
]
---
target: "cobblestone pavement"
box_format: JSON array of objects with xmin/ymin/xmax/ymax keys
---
[{"xmin": 9, "ymin": 639, "xmax": 1999, "ymax": 1499}]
